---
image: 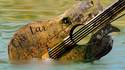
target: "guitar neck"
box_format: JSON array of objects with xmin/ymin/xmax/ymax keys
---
[
  {"xmin": 71, "ymin": 0, "xmax": 125, "ymax": 43},
  {"xmin": 48, "ymin": 0, "xmax": 125, "ymax": 59}
]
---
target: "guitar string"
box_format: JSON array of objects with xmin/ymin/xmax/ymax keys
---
[
  {"xmin": 50, "ymin": 5, "xmax": 125, "ymax": 59},
  {"xmin": 48, "ymin": 0, "xmax": 121, "ymax": 55},
  {"xmin": 48, "ymin": 0, "xmax": 122, "ymax": 55},
  {"xmin": 51, "ymin": 1, "xmax": 125, "ymax": 58},
  {"xmin": 48, "ymin": 0, "xmax": 124, "ymax": 58},
  {"xmin": 50, "ymin": 7, "xmax": 125, "ymax": 59}
]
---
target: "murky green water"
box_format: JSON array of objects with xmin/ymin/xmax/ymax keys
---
[{"xmin": 0, "ymin": 0, "xmax": 125, "ymax": 70}]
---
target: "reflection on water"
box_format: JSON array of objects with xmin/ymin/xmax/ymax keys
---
[{"xmin": 0, "ymin": 0, "xmax": 125, "ymax": 70}]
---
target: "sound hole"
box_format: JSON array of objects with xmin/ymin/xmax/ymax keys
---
[{"xmin": 70, "ymin": 25, "xmax": 92, "ymax": 45}]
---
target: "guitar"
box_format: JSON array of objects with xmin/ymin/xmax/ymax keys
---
[{"xmin": 8, "ymin": 0, "xmax": 125, "ymax": 63}]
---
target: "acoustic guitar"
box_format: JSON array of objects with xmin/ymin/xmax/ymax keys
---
[{"xmin": 8, "ymin": 0, "xmax": 125, "ymax": 63}]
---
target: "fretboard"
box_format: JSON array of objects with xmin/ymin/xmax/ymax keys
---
[{"xmin": 48, "ymin": 0, "xmax": 125, "ymax": 59}]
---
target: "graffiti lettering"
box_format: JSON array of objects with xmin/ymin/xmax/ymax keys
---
[
  {"xmin": 11, "ymin": 34, "xmax": 27, "ymax": 48},
  {"xmin": 29, "ymin": 26, "xmax": 46, "ymax": 35}
]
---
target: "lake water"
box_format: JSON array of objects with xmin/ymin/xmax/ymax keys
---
[{"xmin": 0, "ymin": 0, "xmax": 125, "ymax": 70}]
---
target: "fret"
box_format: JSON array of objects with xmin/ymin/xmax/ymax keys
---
[{"xmin": 48, "ymin": 0, "xmax": 125, "ymax": 59}]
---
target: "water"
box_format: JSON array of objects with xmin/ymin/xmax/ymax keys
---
[{"xmin": 0, "ymin": 0, "xmax": 125, "ymax": 70}]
